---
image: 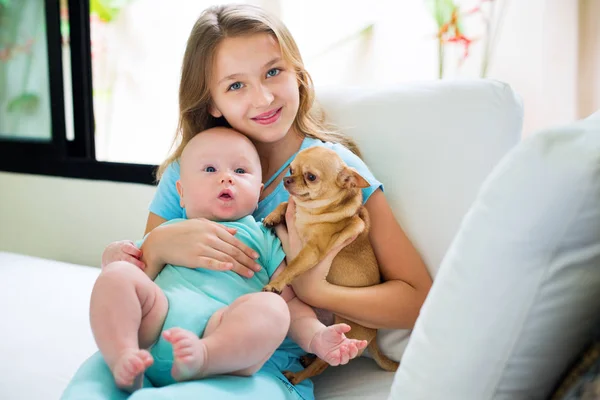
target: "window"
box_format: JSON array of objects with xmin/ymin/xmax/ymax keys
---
[
  {"xmin": 1, "ymin": 2, "xmax": 53, "ymax": 142},
  {"xmin": 0, "ymin": 0, "xmax": 373, "ymax": 182},
  {"xmin": 0, "ymin": 0, "xmax": 154, "ymax": 184}
]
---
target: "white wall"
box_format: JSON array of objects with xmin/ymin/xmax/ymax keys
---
[{"xmin": 0, "ymin": 172, "xmax": 154, "ymax": 267}]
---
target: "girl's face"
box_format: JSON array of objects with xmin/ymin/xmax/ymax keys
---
[{"xmin": 209, "ymin": 33, "xmax": 300, "ymax": 145}]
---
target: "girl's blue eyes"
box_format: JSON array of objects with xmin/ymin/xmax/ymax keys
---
[
  {"xmin": 229, "ymin": 82, "xmax": 243, "ymax": 91},
  {"xmin": 234, "ymin": 168, "xmax": 246, "ymax": 174},
  {"xmin": 266, "ymin": 68, "xmax": 280, "ymax": 77},
  {"xmin": 205, "ymin": 166, "xmax": 216, "ymax": 172},
  {"xmin": 227, "ymin": 68, "xmax": 281, "ymax": 91}
]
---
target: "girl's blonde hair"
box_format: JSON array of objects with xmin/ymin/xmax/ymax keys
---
[{"xmin": 157, "ymin": 4, "xmax": 361, "ymax": 179}]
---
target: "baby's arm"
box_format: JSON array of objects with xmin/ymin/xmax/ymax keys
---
[{"xmin": 271, "ymin": 264, "xmax": 367, "ymax": 366}]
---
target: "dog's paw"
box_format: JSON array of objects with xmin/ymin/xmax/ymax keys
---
[
  {"xmin": 283, "ymin": 370, "xmax": 302, "ymax": 386},
  {"xmin": 262, "ymin": 284, "xmax": 283, "ymax": 295},
  {"xmin": 300, "ymin": 354, "xmax": 317, "ymax": 368},
  {"xmin": 263, "ymin": 214, "xmax": 283, "ymax": 228}
]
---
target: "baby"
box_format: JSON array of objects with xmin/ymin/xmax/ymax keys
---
[{"xmin": 92, "ymin": 127, "xmax": 367, "ymax": 391}]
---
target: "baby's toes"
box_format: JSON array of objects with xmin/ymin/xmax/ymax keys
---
[
  {"xmin": 128, "ymin": 351, "xmax": 153, "ymax": 374},
  {"xmin": 173, "ymin": 343, "xmax": 195, "ymax": 360},
  {"xmin": 113, "ymin": 350, "xmax": 152, "ymax": 390},
  {"xmin": 163, "ymin": 328, "xmax": 193, "ymax": 344},
  {"xmin": 139, "ymin": 349, "xmax": 154, "ymax": 368}
]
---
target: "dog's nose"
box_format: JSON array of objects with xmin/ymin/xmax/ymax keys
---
[{"xmin": 284, "ymin": 177, "xmax": 293, "ymax": 186}]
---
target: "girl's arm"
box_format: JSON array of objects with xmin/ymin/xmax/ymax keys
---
[
  {"xmin": 144, "ymin": 212, "xmax": 167, "ymax": 235},
  {"xmin": 291, "ymin": 190, "xmax": 433, "ymax": 330}
]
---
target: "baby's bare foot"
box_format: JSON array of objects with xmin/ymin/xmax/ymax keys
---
[
  {"xmin": 111, "ymin": 349, "xmax": 153, "ymax": 392},
  {"xmin": 163, "ymin": 327, "xmax": 208, "ymax": 381}
]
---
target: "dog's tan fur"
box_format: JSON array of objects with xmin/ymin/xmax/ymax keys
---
[{"xmin": 263, "ymin": 147, "xmax": 399, "ymax": 384}]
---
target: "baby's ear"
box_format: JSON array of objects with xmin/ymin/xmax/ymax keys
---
[
  {"xmin": 176, "ymin": 180, "xmax": 185, "ymax": 208},
  {"xmin": 337, "ymin": 166, "xmax": 370, "ymax": 189}
]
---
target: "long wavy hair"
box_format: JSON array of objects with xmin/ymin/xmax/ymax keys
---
[{"xmin": 157, "ymin": 4, "xmax": 361, "ymax": 179}]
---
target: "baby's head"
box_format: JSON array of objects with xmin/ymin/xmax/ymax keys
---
[{"xmin": 177, "ymin": 127, "xmax": 263, "ymax": 221}]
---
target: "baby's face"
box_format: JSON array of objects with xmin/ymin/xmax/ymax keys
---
[{"xmin": 178, "ymin": 128, "xmax": 263, "ymax": 221}]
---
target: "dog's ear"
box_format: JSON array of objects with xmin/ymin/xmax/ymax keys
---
[{"xmin": 337, "ymin": 166, "xmax": 370, "ymax": 189}]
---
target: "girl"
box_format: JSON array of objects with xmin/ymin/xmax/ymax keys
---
[{"xmin": 62, "ymin": 4, "xmax": 432, "ymax": 400}]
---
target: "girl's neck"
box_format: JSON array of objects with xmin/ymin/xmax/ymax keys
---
[{"xmin": 254, "ymin": 128, "xmax": 304, "ymax": 185}]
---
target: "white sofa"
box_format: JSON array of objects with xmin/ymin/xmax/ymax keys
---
[{"xmin": 2, "ymin": 79, "xmax": 566, "ymax": 400}]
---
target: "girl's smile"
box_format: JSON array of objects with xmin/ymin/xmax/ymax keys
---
[{"xmin": 251, "ymin": 107, "xmax": 283, "ymax": 125}]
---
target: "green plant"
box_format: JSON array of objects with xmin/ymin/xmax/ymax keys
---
[{"xmin": 91, "ymin": 0, "xmax": 133, "ymax": 22}]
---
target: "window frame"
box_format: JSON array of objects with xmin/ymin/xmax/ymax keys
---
[{"xmin": 0, "ymin": 0, "xmax": 155, "ymax": 185}]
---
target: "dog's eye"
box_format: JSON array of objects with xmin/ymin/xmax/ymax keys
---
[
  {"xmin": 289, "ymin": 167, "xmax": 293, "ymax": 175},
  {"xmin": 306, "ymin": 173, "xmax": 316, "ymax": 182}
]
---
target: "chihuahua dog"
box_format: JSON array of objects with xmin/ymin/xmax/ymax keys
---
[{"xmin": 263, "ymin": 146, "xmax": 399, "ymax": 384}]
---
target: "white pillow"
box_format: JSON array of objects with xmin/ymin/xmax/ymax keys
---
[
  {"xmin": 317, "ymin": 80, "xmax": 523, "ymax": 362},
  {"xmin": 389, "ymin": 112, "xmax": 600, "ymax": 399}
]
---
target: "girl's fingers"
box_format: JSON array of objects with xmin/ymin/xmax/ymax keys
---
[
  {"xmin": 194, "ymin": 255, "xmax": 235, "ymax": 272},
  {"xmin": 341, "ymin": 234, "xmax": 358, "ymax": 248},
  {"xmin": 195, "ymin": 248, "xmax": 256, "ymax": 278},
  {"xmin": 285, "ymin": 199, "xmax": 296, "ymax": 227},
  {"xmin": 211, "ymin": 234, "xmax": 262, "ymax": 273},
  {"xmin": 215, "ymin": 225, "xmax": 260, "ymax": 262}
]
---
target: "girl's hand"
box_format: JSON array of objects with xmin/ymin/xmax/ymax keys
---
[
  {"xmin": 142, "ymin": 218, "xmax": 262, "ymax": 278},
  {"xmin": 273, "ymin": 198, "xmax": 303, "ymax": 261},
  {"xmin": 102, "ymin": 240, "xmax": 145, "ymax": 270}
]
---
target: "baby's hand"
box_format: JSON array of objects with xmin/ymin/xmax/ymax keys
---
[
  {"xmin": 102, "ymin": 240, "xmax": 145, "ymax": 270},
  {"xmin": 309, "ymin": 323, "xmax": 368, "ymax": 366}
]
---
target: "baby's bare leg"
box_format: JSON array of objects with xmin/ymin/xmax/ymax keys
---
[
  {"xmin": 90, "ymin": 261, "xmax": 168, "ymax": 391},
  {"xmin": 162, "ymin": 292, "xmax": 289, "ymax": 381}
]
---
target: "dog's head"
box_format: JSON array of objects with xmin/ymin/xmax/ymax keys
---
[{"xmin": 283, "ymin": 147, "xmax": 369, "ymax": 204}]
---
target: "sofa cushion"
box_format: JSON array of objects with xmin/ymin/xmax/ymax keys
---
[
  {"xmin": 389, "ymin": 112, "xmax": 600, "ymax": 399},
  {"xmin": 317, "ymin": 79, "xmax": 523, "ymax": 362}
]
